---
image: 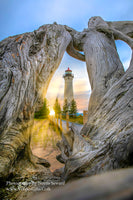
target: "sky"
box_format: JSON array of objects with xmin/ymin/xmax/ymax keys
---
[{"xmin": 0, "ymin": 0, "xmax": 133, "ymax": 112}]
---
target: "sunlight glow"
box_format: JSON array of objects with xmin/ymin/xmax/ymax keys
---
[{"xmin": 49, "ymin": 110, "xmax": 55, "ymax": 116}]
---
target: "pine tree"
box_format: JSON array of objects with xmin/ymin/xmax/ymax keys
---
[
  {"xmin": 34, "ymin": 98, "xmax": 50, "ymax": 119},
  {"xmin": 53, "ymin": 97, "xmax": 61, "ymax": 116},
  {"xmin": 63, "ymin": 98, "xmax": 69, "ymax": 116},
  {"xmin": 69, "ymin": 99, "xmax": 77, "ymax": 118}
]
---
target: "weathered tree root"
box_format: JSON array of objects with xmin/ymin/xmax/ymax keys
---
[
  {"xmin": 0, "ymin": 23, "xmax": 84, "ymax": 181},
  {"xmin": 0, "ymin": 17, "xmax": 133, "ymax": 189},
  {"xmin": 55, "ymin": 17, "xmax": 133, "ymax": 182},
  {"xmin": 56, "ymin": 56, "xmax": 133, "ymax": 181}
]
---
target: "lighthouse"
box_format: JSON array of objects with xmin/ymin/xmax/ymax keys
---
[{"xmin": 63, "ymin": 67, "xmax": 74, "ymax": 105}]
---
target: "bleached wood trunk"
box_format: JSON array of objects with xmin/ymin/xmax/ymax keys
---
[
  {"xmin": 56, "ymin": 17, "xmax": 133, "ymax": 181},
  {"xmin": 0, "ymin": 23, "xmax": 74, "ymax": 180},
  {"xmin": 59, "ymin": 57, "xmax": 133, "ymax": 180}
]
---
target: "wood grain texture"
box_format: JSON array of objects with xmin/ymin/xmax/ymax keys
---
[
  {"xmin": 0, "ymin": 17, "xmax": 133, "ymax": 188},
  {"xmin": 0, "ymin": 23, "xmax": 74, "ymax": 180},
  {"xmin": 57, "ymin": 17, "xmax": 133, "ymax": 181}
]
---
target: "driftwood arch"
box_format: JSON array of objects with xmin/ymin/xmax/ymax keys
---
[{"xmin": 0, "ymin": 17, "xmax": 133, "ymax": 186}]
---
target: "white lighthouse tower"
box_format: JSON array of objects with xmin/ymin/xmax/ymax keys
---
[{"xmin": 63, "ymin": 67, "xmax": 74, "ymax": 105}]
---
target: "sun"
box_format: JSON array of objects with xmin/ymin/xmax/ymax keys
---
[{"xmin": 49, "ymin": 109, "xmax": 55, "ymax": 116}]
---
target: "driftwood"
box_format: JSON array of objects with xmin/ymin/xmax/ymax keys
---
[
  {"xmin": 0, "ymin": 23, "xmax": 83, "ymax": 181},
  {"xmin": 30, "ymin": 168, "xmax": 133, "ymax": 200},
  {"xmin": 56, "ymin": 17, "xmax": 133, "ymax": 181},
  {"xmin": 0, "ymin": 16, "xmax": 133, "ymax": 197}
]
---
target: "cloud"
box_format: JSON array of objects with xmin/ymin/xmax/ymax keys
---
[{"xmin": 123, "ymin": 59, "xmax": 131, "ymax": 71}]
